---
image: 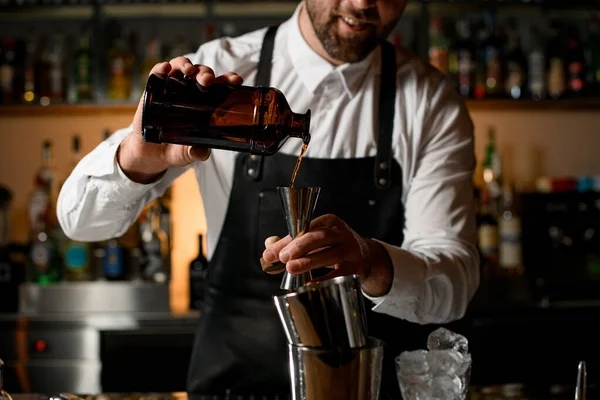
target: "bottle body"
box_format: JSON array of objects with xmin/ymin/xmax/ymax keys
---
[
  {"xmin": 189, "ymin": 234, "xmax": 209, "ymax": 310},
  {"xmin": 141, "ymin": 73, "xmax": 311, "ymax": 155}
]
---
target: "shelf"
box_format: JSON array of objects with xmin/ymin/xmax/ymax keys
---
[
  {"xmin": 0, "ymin": 103, "xmax": 137, "ymax": 117},
  {"xmin": 464, "ymin": 99, "xmax": 600, "ymax": 111},
  {"xmin": 1, "ymin": 99, "xmax": 600, "ymax": 118}
]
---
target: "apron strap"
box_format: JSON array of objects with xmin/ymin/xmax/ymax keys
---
[
  {"xmin": 374, "ymin": 41, "xmax": 397, "ymax": 190},
  {"xmin": 246, "ymin": 28, "xmax": 398, "ymax": 188},
  {"xmin": 244, "ymin": 25, "xmax": 279, "ymax": 182}
]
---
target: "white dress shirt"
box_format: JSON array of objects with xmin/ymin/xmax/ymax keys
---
[{"xmin": 57, "ymin": 4, "xmax": 479, "ymax": 325}]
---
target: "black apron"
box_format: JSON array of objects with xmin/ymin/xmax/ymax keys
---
[{"xmin": 187, "ymin": 26, "xmax": 432, "ymax": 399}]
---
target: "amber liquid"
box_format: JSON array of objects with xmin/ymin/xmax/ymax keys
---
[{"xmin": 290, "ymin": 143, "xmax": 308, "ymax": 188}]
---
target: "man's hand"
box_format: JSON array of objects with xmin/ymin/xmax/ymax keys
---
[
  {"xmin": 261, "ymin": 214, "xmax": 394, "ymax": 297},
  {"xmin": 118, "ymin": 57, "xmax": 244, "ymax": 184}
]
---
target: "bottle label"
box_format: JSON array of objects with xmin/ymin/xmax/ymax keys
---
[
  {"xmin": 104, "ymin": 246, "xmax": 124, "ymax": 277},
  {"xmin": 528, "ymin": 51, "xmax": 545, "ymax": 94},
  {"xmin": 484, "ymin": 47, "xmax": 501, "ymax": 92},
  {"xmin": 499, "ymin": 219, "xmax": 522, "ymax": 269},
  {"xmin": 479, "ymin": 225, "xmax": 498, "ymax": 257},
  {"xmin": 548, "ymin": 58, "xmax": 566, "ymax": 96},
  {"xmin": 457, "ymin": 50, "xmax": 473, "ymax": 86},
  {"xmin": 506, "ymin": 61, "xmax": 525, "ymax": 98},
  {"xmin": 0, "ymin": 64, "xmax": 14, "ymax": 90},
  {"xmin": 31, "ymin": 242, "xmax": 50, "ymax": 271},
  {"xmin": 65, "ymin": 243, "xmax": 88, "ymax": 270}
]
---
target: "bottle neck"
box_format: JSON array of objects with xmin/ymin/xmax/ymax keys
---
[
  {"xmin": 198, "ymin": 235, "xmax": 204, "ymax": 253},
  {"xmin": 289, "ymin": 110, "xmax": 311, "ymax": 144}
]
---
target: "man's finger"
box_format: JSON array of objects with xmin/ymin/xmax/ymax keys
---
[
  {"xmin": 189, "ymin": 146, "xmax": 211, "ymax": 162},
  {"xmin": 168, "ymin": 56, "xmax": 194, "ymax": 71},
  {"xmin": 280, "ymin": 227, "xmax": 340, "ymax": 262},
  {"xmin": 262, "ymin": 234, "xmax": 292, "ymax": 263},
  {"xmin": 214, "ymin": 72, "xmax": 244, "ymax": 85},
  {"xmin": 264, "ymin": 236, "xmax": 281, "ymax": 248},
  {"xmin": 308, "ymin": 214, "xmax": 345, "ymax": 231},
  {"xmin": 196, "ymin": 65, "xmax": 216, "ymax": 86},
  {"xmin": 149, "ymin": 62, "xmax": 172, "ymax": 76},
  {"xmin": 285, "ymin": 245, "xmax": 344, "ymax": 275}
]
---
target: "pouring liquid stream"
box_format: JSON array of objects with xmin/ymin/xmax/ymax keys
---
[{"xmin": 290, "ymin": 142, "xmax": 308, "ymax": 188}]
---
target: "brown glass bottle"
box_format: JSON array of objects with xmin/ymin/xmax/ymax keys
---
[{"xmin": 141, "ymin": 73, "xmax": 311, "ymax": 155}]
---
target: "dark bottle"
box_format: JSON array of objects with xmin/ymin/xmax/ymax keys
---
[
  {"xmin": 528, "ymin": 26, "xmax": 546, "ymax": 101},
  {"xmin": 454, "ymin": 18, "xmax": 475, "ymax": 98},
  {"xmin": 566, "ymin": 27, "xmax": 586, "ymax": 98},
  {"xmin": 481, "ymin": 11, "xmax": 504, "ymax": 98},
  {"xmin": 104, "ymin": 239, "xmax": 126, "ymax": 281},
  {"xmin": 503, "ymin": 20, "xmax": 527, "ymax": 100},
  {"xmin": 189, "ymin": 234, "xmax": 209, "ymax": 310},
  {"xmin": 141, "ymin": 73, "xmax": 311, "ymax": 155},
  {"xmin": 477, "ymin": 188, "xmax": 499, "ymax": 278},
  {"xmin": 546, "ymin": 22, "xmax": 567, "ymax": 100}
]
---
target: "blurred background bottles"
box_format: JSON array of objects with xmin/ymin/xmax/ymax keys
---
[
  {"xmin": 26, "ymin": 140, "xmax": 61, "ymax": 284},
  {"xmin": 20, "ymin": 132, "xmax": 173, "ymax": 285},
  {"xmin": 0, "ymin": 9, "xmax": 599, "ymax": 106}
]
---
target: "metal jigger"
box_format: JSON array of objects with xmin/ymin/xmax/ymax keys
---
[{"xmin": 277, "ymin": 186, "xmax": 321, "ymax": 291}]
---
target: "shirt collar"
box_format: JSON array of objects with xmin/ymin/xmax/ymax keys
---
[{"xmin": 286, "ymin": 3, "xmax": 379, "ymax": 99}]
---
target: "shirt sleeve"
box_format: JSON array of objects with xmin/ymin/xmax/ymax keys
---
[
  {"xmin": 363, "ymin": 73, "xmax": 480, "ymax": 325},
  {"xmin": 56, "ymin": 124, "xmax": 192, "ymax": 242}
]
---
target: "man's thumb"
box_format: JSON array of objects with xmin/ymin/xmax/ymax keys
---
[{"xmin": 188, "ymin": 146, "xmax": 211, "ymax": 162}]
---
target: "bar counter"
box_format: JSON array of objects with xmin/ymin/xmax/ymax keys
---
[{"xmin": 7, "ymin": 384, "xmax": 599, "ymax": 400}]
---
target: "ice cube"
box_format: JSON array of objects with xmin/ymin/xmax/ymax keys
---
[
  {"xmin": 427, "ymin": 327, "xmax": 469, "ymax": 355},
  {"xmin": 426, "ymin": 349, "xmax": 464, "ymax": 377},
  {"xmin": 429, "ymin": 376, "xmax": 463, "ymax": 400},
  {"xmin": 399, "ymin": 381, "xmax": 431, "ymax": 400},
  {"xmin": 395, "ymin": 349, "xmax": 430, "ymax": 378}
]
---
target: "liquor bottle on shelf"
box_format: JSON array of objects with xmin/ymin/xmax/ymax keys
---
[
  {"xmin": 141, "ymin": 73, "xmax": 311, "ymax": 155},
  {"xmin": 47, "ymin": 29, "xmax": 66, "ymax": 104},
  {"xmin": 477, "ymin": 188, "xmax": 499, "ymax": 279},
  {"xmin": 566, "ymin": 26, "xmax": 586, "ymax": 98},
  {"xmin": 503, "ymin": 19, "xmax": 527, "ymax": 100},
  {"xmin": 35, "ymin": 35, "xmax": 52, "ymax": 106},
  {"xmin": 546, "ymin": 22, "xmax": 567, "ymax": 100},
  {"xmin": 71, "ymin": 26, "xmax": 94, "ymax": 103},
  {"xmin": 428, "ymin": 16, "xmax": 450, "ymax": 75},
  {"xmin": 106, "ymin": 22, "xmax": 135, "ymax": 102},
  {"xmin": 454, "ymin": 18, "xmax": 475, "ymax": 99},
  {"xmin": 27, "ymin": 141, "xmax": 61, "ymax": 285},
  {"xmin": 498, "ymin": 183, "xmax": 523, "ymax": 276},
  {"xmin": 139, "ymin": 202, "xmax": 170, "ymax": 283},
  {"xmin": 104, "ymin": 238, "xmax": 126, "ymax": 281},
  {"xmin": 528, "ymin": 26, "xmax": 546, "ymax": 101},
  {"xmin": 0, "ymin": 37, "xmax": 16, "ymax": 105},
  {"xmin": 482, "ymin": 126, "xmax": 502, "ymax": 214},
  {"xmin": 481, "ymin": 11, "xmax": 504, "ymax": 98},
  {"xmin": 189, "ymin": 233, "xmax": 209, "ymax": 310},
  {"xmin": 62, "ymin": 135, "xmax": 92, "ymax": 282},
  {"xmin": 139, "ymin": 37, "xmax": 162, "ymax": 93}
]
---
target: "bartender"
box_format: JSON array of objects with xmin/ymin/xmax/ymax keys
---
[{"xmin": 57, "ymin": 0, "xmax": 479, "ymax": 397}]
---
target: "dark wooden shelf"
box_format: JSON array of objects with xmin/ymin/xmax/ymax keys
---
[
  {"xmin": 0, "ymin": 103, "xmax": 137, "ymax": 117},
  {"xmin": 1, "ymin": 99, "xmax": 600, "ymax": 118},
  {"xmin": 464, "ymin": 98, "xmax": 600, "ymax": 111}
]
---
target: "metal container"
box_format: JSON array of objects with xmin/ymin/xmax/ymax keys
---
[
  {"xmin": 274, "ymin": 275, "xmax": 368, "ymax": 349},
  {"xmin": 288, "ymin": 337, "xmax": 384, "ymax": 400}
]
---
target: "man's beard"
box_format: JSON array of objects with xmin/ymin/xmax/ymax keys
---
[{"xmin": 305, "ymin": 2, "xmax": 397, "ymax": 63}]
